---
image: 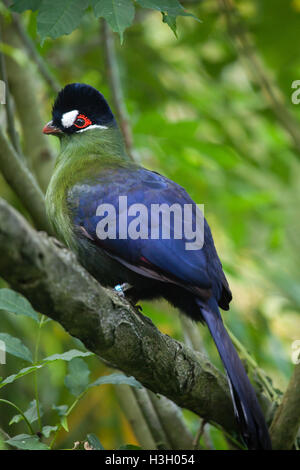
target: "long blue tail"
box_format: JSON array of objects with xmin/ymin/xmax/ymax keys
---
[{"xmin": 196, "ymin": 297, "xmax": 272, "ymax": 449}]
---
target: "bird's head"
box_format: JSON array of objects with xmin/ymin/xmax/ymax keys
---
[{"xmin": 43, "ymin": 83, "xmax": 116, "ymax": 137}]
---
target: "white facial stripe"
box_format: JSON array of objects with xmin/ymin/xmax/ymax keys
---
[
  {"xmin": 61, "ymin": 110, "xmax": 79, "ymax": 128},
  {"xmin": 76, "ymin": 124, "xmax": 108, "ymax": 133}
]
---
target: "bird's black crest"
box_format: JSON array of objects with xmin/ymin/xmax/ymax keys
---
[{"xmin": 52, "ymin": 83, "xmax": 115, "ymax": 131}]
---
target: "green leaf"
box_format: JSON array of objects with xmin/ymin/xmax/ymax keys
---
[
  {"xmin": 0, "ymin": 350, "xmax": 92, "ymax": 389},
  {"xmin": 64, "ymin": 358, "xmax": 90, "ymax": 396},
  {"xmin": 89, "ymin": 372, "xmax": 142, "ymax": 389},
  {"xmin": 92, "ymin": 0, "xmax": 135, "ymax": 43},
  {"xmin": 37, "ymin": 0, "xmax": 89, "ymax": 42},
  {"xmin": 60, "ymin": 415, "xmax": 69, "ymax": 432},
  {"xmin": 0, "ymin": 364, "xmax": 44, "ymax": 388},
  {"xmin": 86, "ymin": 433, "xmax": 105, "ymax": 450},
  {"xmin": 10, "ymin": 399, "xmax": 43, "ymax": 425},
  {"xmin": 6, "ymin": 434, "xmax": 49, "ymax": 450},
  {"xmin": 22, "ymin": 399, "xmax": 43, "ymax": 424},
  {"xmin": 137, "ymin": 0, "xmax": 200, "ymax": 35},
  {"xmin": 137, "ymin": 0, "xmax": 199, "ymax": 17},
  {"xmin": 10, "ymin": 0, "xmax": 43, "ymax": 12},
  {"xmin": 0, "ymin": 288, "xmax": 39, "ymax": 322},
  {"xmin": 52, "ymin": 404, "xmax": 68, "ymax": 417},
  {"xmin": 162, "ymin": 12, "xmax": 177, "ymax": 37},
  {"xmin": 0, "ymin": 333, "xmax": 33, "ymax": 363},
  {"xmin": 42, "ymin": 425, "xmax": 58, "ymax": 438},
  {"xmin": 137, "ymin": 0, "xmax": 184, "ymax": 15},
  {"xmin": 43, "ymin": 349, "xmax": 93, "ymax": 362}
]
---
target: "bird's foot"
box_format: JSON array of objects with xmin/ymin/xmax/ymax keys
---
[{"xmin": 114, "ymin": 283, "xmax": 133, "ymax": 298}]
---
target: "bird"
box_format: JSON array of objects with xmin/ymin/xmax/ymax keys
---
[{"xmin": 44, "ymin": 83, "xmax": 272, "ymax": 450}]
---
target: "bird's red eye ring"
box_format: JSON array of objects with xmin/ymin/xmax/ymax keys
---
[{"xmin": 74, "ymin": 114, "xmax": 92, "ymax": 129}]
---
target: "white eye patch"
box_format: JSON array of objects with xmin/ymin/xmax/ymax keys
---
[
  {"xmin": 76, "ymin": 124, "xmax": 108, "ymax": 133},
  {"xmin": 61, "ymin": 110, "xmax": 79, "ymax": 128}
]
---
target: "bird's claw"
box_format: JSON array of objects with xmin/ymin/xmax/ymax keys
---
[{"xmin": 114, "ymin": 283, "xmax": 133, "ymax": 298}]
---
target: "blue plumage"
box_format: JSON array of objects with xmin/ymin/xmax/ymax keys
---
[{"xmin": 69, "ymin": 168, "xmax": 213, "ymax": 289}]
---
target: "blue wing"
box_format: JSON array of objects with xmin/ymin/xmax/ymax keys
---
[{"xmin": 67, "ymin": 166, "xmax": 231, "ymax": 308}]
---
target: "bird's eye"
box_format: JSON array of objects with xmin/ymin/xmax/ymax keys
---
[{"xmin": 74, "ymin": 114, "xmax": 92, "ymax": 129}]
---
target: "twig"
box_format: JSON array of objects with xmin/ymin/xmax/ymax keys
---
[
  {"xmin": 193, "ymin": 419, "xmax": 206, "ymax": 449},
  {"xmin": 2, "ymin": 17, "xmax": 55, "ymax": 192},
  {"xmin": 218, "ymin": 0, "xmax": 300, "ymax": 155},
  {"xmin": 269, "ymin": 363, "xmax": 300, "ymax": 449},
  {"xmin": 225, "ymin": 325, "xmax": 279, "ymax": 403},
  {"xmin": 0, "ymin": 129, "xmax": 52, "ymax": 233},
  {"xmin": 148, "ymin": 391, "xmax": 194, "ymax": 450},
  {"xmin": 2, "ymin": 0, "xmax": 60, "ymax": 93},
  {"xmin": 101, "ymin": 20, "xmax": 135, "ymax": 161},
  {"xmin": 132, "ymin": 388, "xmax": 171, "ymax": 449},
  {"xmin": 10, "ymin": 13, "xmax": 61, "ymax": 94},
  {"xmin": 226, "ymin": 326, "xmax": 278, "ymax": 403},
  {"xmin": 115, "ymin": 384, "xmax": 157, "ymax": 449},
  {"xmin": 0, "ymin": 399, "xmax": 35, "ymax": 435},
  {"xmin": 0, "ymin": 427, "xmax": 11, "ymax": 441}
]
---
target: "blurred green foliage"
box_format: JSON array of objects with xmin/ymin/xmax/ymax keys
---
[{"xmin": 0, "ymin": 0, "xmax": 299, "ymax": 450}]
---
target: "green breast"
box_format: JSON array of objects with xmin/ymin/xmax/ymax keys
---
[
  {"xmin": 45, "ymin": 127, "xmax": 131, "ymax": 249},
  {"xmin": 45, "ymin": 160, "xmax": 74, "ymax": 248}
]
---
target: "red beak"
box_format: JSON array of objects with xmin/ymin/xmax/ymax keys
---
[{"xmin": 42, "ymin": 121, "xmax": 62, "ymax": 135}]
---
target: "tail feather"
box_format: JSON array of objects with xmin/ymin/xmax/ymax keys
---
[{"xmin": 196, "ymin": 297, "xmax": 272, "ymax": 450}]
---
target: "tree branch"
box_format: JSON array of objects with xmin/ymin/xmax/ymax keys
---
[
  {"xmin": 2, "ymin": 0, "xmax": 60, "ymax": 93},
  {"xmin": 101, "ymin": 20, "xmax": 135, "ymax": 161},
  {"xmin": 218, "ymin": 0, "xmax": 300, "ymax": 155},
  {"xmin": 0, "ymin": 129, "xmax": 52, "ymax": 233},
  {"xmin": 131, "ymin": 388, "xmax": 171, "ymax": 449},
  {"xmin": 2, "ymin": 18, "xmax": 55, "ymax": 191},
  {"xmin": 12, "ymin": 17, "xmax": 60, "ymax": 94},
  {"xmin": 269, "ymin": 363, "xmax": 300, "ymax": 449},
  {"xmin": 115, "ymin": 384, "xmax": 157, "ymax": 449},
  {"xmin": 0, "ymin": 22, "xmax": 21, "ymax": 155},
  {"xmin": 147, "ymin": 390, "xmax": 194, "ymax": 450},
  {"xmin": 0, "ymin": 197, "xmax": 246, "ymax": 440}
]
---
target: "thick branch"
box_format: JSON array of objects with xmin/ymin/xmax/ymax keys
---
[
  {"xmin": 0, "ymin": 197, "xmax": 241, "ymax": 438},
  {"xmin": 269, "ymin": 363, "xmax": 300, "ymax": 449}
]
